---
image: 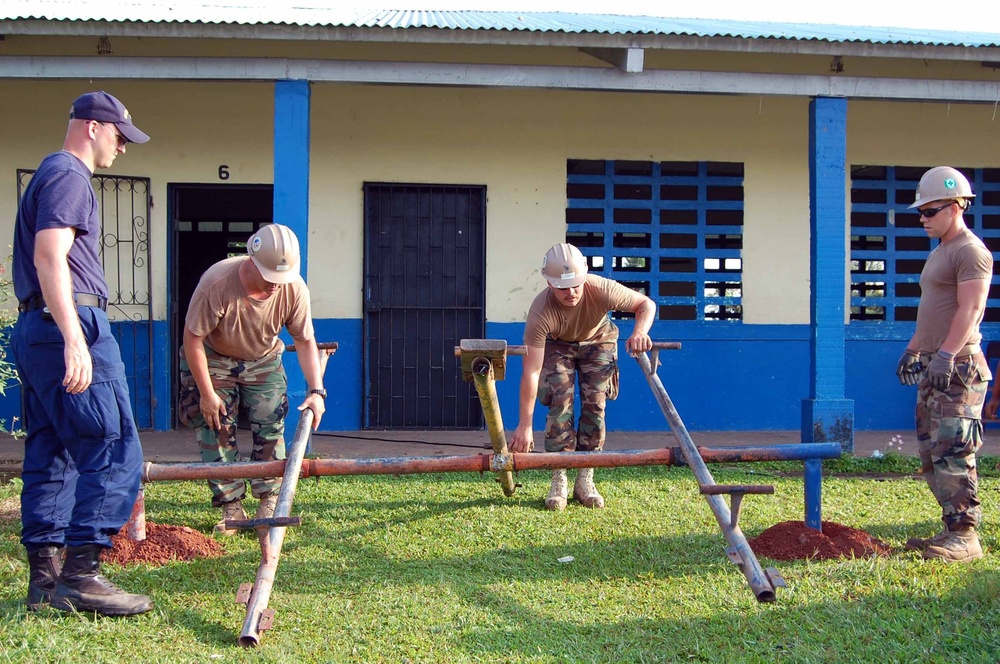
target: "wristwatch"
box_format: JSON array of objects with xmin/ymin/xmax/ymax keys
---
[{"xmin": 309, "ymin": 388, "xmax": 328, "ymax": 400}]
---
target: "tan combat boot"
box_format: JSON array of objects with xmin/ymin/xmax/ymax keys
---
[
  {"xmin": 256, "ymin": 493, "xmax": 278, "ymax": 523},
  {"xmin": 904, "ymin": 528, "xmax": 949, "ymax": 552},
  {"xmin": 573, "ymin": 468, "xmax": 605, "ymax": 509},
  {"xmin": 923, "ymin": 529, "xmax": 983, "ymax": 562},
  {"xmin": 214, "ymin": 499, "xmax": 247, "ymax": 536},
  {"xmin": 545, "ymin": 470, "xmax": 568, "ymax": 511}
]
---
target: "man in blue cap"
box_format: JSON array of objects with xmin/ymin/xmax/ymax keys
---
[{"xmin": 12, "ymin": 91, "xmax": 153, "ymax": 615}]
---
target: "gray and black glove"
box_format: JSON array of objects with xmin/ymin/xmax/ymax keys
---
[
  {"xmin": 896, "ymin": 350, "xmax": 923, "ymax": 386},
  {"xmin": 927, "ymin": 350, "xmax": 956, "ymax": 391}
]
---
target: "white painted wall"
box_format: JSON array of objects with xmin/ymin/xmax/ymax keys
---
[
  {"xmin": 4, "ymin": 79, "xmax": 1000, "ymax": 328},
  {"xmin": 850, "ymin": 100, "xmax": 1000, "ymax": 165},
  {"xmin": 310, "ymin": 84, "xmax": 813, "ymax": 323}
]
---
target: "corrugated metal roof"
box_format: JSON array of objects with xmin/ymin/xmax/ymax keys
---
[{"xmin": 3, "ymin": 2, "xmax": 1000, "ymax": 48}]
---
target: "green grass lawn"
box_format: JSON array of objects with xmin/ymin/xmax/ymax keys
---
[{"xmin": 0, "ymin": 457, "xmax": 998, "ymax": 663}]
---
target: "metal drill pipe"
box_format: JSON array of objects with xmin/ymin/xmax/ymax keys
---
[
  {"xmin": 470, "ymin": 356, "xmax": 517, "ymax": 496},
  {"xmin": 239, "ymin": 408, "xmax": 314, "ymax": 648},
  {"xmin": 633, "ymin": 350, "xmax": 776, "ymax": 603}
]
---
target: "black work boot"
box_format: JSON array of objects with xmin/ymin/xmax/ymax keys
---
[
  {"xmin": 26, "ymin": 545, "xmax": 64, "ymax": 611},
  {"xmin": 50, "ymin": 544, "xmax": 152, "ymax": 616}
]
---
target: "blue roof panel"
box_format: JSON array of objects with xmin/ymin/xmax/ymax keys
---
[{"xmin": 2, "ymin": 3, "xmax": 999, "ymax": 48}]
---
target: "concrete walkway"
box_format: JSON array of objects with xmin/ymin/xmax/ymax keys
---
[{"xmin": 4, "ymin": 427, "xmax": 1000, "ymax": 465}]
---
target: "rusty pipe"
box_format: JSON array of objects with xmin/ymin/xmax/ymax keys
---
[
  {"xmin": 140, "ymin": 443, "xmax": 840, "ymax": 482},
  {"xmin": 284, "ymin": 341, "xmax": 339, "ymax": 353},
  {"xmin": 633, "ymin": 350, "xmax": 776, "ymax": 603},
  {"xmin": 239, "ymin": 408, "xmax": 314, "ymax": 648},
  {"xmin": 127, "ymin": 486, "xmax": 146, "ymax": 541}
]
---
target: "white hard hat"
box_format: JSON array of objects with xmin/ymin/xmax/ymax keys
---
[
  {"xmin": 908, "ymin": 166, "xmax": 975, "ymax": 209},
  {"xmin": 247, "ymin": 224, "xmax": 301, "ymax": 284},
  {"xmin": 541, "ymin": 243, "xmax": 588, "ymax": 288}
]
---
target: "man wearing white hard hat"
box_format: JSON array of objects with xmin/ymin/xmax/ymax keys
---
[
  {"xmin": 509, "ymin": 242, "xmax": 655, "ymax": 510},
  {"xmin": 896, "ymin": 167, "xmax": 991, "ymax": 562},
  {"xmin": 178, "ymin": 224, "xmax": 326, "ymax": 535}
]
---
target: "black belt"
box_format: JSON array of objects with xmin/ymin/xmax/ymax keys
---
[{"xmin": 17, "ymin": 293, "xmax": 107, "ymax": 313}]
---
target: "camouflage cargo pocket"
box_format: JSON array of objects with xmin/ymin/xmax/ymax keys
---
[
  {"xmin": 538, "ymin": 377, "xmax": 553, "ymax": 407},
  {"xmin": 607, "ymin": 361, "xmax": 620, "ymax": 401},
  {"xmin": 177, "ymin": 377, "xmax": 201, "ymax": 428},
  {"xmin": 956, "ymin": 355, "xmax": 992, "ymax": 389}
]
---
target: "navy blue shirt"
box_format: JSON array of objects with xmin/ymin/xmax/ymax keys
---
[{"xmin": 13, "ymin": 151, "xmax": 108, "ymax": 303}]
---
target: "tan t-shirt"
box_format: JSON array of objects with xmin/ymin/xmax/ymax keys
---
[
  {"xmin": 185, "ymin": 256, "xmax": 315, "ymax": 361},
  {"xmin": 914, "ymin": 229, "xmax": 992, "ymax": 354},
  {"xmin": 523, "ymin": 274, "xmax": 645, "ymax": 348}
]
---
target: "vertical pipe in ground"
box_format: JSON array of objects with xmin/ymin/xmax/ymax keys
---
[
  {"xmin": 127, "ymin": 486, "xmax": 146, "ymax": 542},
  {"xmin": 804, "ymin": 458, "xmax": 823, "ymax": 531}
]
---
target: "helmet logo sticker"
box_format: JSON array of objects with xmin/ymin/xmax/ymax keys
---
[
  {"xmin": 251, "ymin": 237, "xmax": 262, "ymax": 252},
  {"xmin": 944, "ymin": 178, "xmax": 957, "ymax": 189}
]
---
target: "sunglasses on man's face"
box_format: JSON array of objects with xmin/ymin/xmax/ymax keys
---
[
  {"xmin": 100, "ymin": 122, "xmax": 127, "ymax": 148},
  {"xmin": 917, "ymin": 201, "xmax": 955, "ymax": 219}
]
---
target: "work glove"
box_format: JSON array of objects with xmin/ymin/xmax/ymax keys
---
[
  {"xmin": 895, "ymin": 350, "xmax": 923, "ymax": 386},
  {"xmin": 926, "ymin": 350, "xmax": 956, "ymax": 391}
]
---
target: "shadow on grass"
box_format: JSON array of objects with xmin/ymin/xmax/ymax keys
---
[{"xmin": 447, "ymin": 568, "xmax": 1000, "ymax": 661}]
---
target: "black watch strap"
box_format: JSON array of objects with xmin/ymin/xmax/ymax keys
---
[{"xmin": 310, "ymin": 388, "xmax": 327, "ymax": 399}]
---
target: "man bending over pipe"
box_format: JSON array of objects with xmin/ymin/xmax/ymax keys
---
[
  {"xmin": 178, "ymin": 224, "xmax": 326, "ymax": 535},
  {"xmin": 509, "ymin": 242, "xmax": 655, "ymax": 510}
]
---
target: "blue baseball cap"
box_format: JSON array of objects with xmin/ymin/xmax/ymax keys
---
[{"xmin": 69, "ymin": 91, "xmax": 150, "ymax": 144}]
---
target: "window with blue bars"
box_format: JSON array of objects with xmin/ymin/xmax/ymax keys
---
[
  {"xmin": 565, "ymin": 160, "xmax": 744, "ymax": 321},
  {"xmin": 850, "ymin": 166, "xmax": 1000, "ymax": 323}
]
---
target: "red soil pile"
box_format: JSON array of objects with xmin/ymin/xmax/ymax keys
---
[
  {"xmin": 749, "ymin": 520, "xmax": 891, "ymax": 561},
  {"xmin": 106, "ymin": 522, "xmax": 225, "ymax": 567}
]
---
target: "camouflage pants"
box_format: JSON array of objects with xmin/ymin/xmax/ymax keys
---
[
  {"xmin": 538, "ymin": 337, "xmax": 619, "ymax": 453},
  {"xmin": 178, "ymin": 345, "xmax": 288, "ymax": 507},
  {"xmin": 915, "ymin": 351, "xmax": 991, "ymax": 530}
]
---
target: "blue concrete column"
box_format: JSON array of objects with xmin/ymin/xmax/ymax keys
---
[
  {"xmin": 802, "ymin": 97, "xmax": 855, "ymax": 453},
  {"xmin": 274, "ymin": 80, "xmax": 312, "ymax": 439}
]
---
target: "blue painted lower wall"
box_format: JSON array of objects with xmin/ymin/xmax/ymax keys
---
[{"xmin": 3, "ymin": 318, "xmax": 996, "ymax": 434}]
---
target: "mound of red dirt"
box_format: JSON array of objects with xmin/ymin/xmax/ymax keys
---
[
  {"xmin": 749, "ymin": 520, "xmax": 891, "ymax": 561},
  {"xmin": 106, "ymin": 522, "xmax": 225, "ymax": 567}
]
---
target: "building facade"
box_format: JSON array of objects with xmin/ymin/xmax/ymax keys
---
[{"xmin": 3, "ymin": 5, "xmax": 1000, "ymax": 444}]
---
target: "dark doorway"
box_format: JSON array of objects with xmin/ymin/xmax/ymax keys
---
[
  {"xmin": 363, "ymin": 183, "xmax": 486, "ymax": 429},
  {"xmin": 168, "ymin": 184, "xmax": 273, "ymax": 426}
]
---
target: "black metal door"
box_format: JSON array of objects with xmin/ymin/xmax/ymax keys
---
[
  {"xmin": 363, "ymin": 183, "xmax": 486, "ymax": 429},
  {"xmin": 17, "ymin": 170, "xmax": 154, "ymax": 428}
]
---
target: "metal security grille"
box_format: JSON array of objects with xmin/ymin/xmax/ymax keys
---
[
  {"xmin": 17, "ymin": 169, "xmax": 154, "ymax": 427},
  {"xmin": 850, "ymin": 166, "xmax": 1000, "ymax": 322},
  {"xmin": 363, "ymin": 183, "xmax": 486, "ymax": 429},
  {"xmin": 566, "ymin": 160, "xmax": 744, "ymax": 321}
]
